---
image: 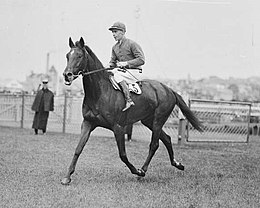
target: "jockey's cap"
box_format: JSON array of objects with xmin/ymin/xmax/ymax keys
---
[{"xmin": 108, "ymin": 22, "xmax": 126, "ymax": 32}]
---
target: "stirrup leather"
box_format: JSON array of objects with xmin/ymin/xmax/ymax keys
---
[{"xmin": 122, "ymin": 99, "xmax": 135, "ymax": 111}]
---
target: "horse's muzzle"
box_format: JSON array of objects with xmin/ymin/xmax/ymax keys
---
[{"xmin": 63, "ymin": 71, "xmax": 73, "ymax": 85}]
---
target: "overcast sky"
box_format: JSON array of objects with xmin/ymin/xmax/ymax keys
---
[{"xmin": 0, "ymin": 0, "xmax": 259, "ymax": 81}]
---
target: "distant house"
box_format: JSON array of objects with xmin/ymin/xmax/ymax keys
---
[
  {"xmin": 23, "ymin": 66, "xmax": 60, "ymax": 94},
  {"xmin": 0, "ymin": 79, "xmax": 23, "ymax": 93},
  {"xmin": 22, "ymin": 66, "xmax": 83, "ymax": 95},
  {"xmin": 23, "ymin": 72, "xmax": 45, "ymax": 94},
  {"xmin": 47, "ymin": 66, "xmax": 58, "ymax": 93},
  {"xmin": 214, "ymin": 88, "xmax": 233, "ymax": 101}
]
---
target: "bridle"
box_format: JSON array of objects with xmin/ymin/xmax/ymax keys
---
[
  {"xmin": 67, "ymin": 66, "xmax": 109, "ymax": 80},
  {"xmin": 66, "ymin": 47, "xmax": 110, "ymax": 79}
]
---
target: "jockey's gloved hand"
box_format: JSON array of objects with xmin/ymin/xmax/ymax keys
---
[
  {"xmin": 105, "ymin": 64, "xmax": 114, "ymax": 69},
  {"xmin": 117, "ymin": 61, "xmax": 128, "ymax": 68}
]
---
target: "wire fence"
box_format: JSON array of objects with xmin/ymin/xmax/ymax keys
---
[
  {"xmin": 0, "ymin": 93, "xmax": 180, "ymax": 142},
  {"xmin": 0, "ymin": 93, "xmax": 258, "ymax": 143},
  {"xmin": 188, "ymin": 99, "xmax": 252, "ymax": 142}
]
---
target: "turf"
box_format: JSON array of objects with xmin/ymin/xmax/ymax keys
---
[{"xmin": 0, "ymin": 126, "xmax": 259, "ymax": 208}]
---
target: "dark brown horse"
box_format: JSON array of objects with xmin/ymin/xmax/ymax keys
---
[{"xmin": 61, "ymin": 37, "xmax": 203, "ymax": 185}]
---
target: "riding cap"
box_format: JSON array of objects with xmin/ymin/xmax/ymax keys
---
[{"xmin": 108, "ymin": 22, "xmax": 126, "ymax": 32}]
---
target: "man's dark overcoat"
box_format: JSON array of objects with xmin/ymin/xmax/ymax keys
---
[{"xmin": 32, "ymin": 88, "xmax": 54, "ymax": 131}]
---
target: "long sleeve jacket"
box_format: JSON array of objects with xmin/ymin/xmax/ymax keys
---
[{"xmin": 109, "ymin": 37, "xmax": 145, "ymax": 69}]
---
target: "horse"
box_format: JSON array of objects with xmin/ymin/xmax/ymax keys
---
[
  {"xmin": 124, "ymin": 124, "xmax": 133, "ymax": 141},
  {"xmin": 61, "ymin": 37, "xmax": 203, "ymax": 185}
]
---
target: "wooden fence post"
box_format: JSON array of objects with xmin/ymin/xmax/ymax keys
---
[
  {"xmin": 178, "ymin": 119, "xmax": 187, "ymax": 145},
  {"xmin": 62, "ymin": 91, "xmax": 67, "ymax": 133},
  {"xmin": 21, "ymin": 91, "xmax": 25, "ymax": 129}
]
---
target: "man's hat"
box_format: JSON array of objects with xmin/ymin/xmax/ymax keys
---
[
  {"xmin": 108, "ymin": 22, "xmax": 126, "ymax": 32},
  {"xmin": 42, "ymin": 78, "xmax": 49, "ymax": 84}
]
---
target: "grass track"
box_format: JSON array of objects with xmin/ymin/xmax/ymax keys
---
[{"xmin": 0, "ymin": 126, "xmax": 259, "ymax": 208}]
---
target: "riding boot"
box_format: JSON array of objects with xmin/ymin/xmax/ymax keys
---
[{"xmin": 118, "ymin": 80, "xmax": 135, "ymax": 111}]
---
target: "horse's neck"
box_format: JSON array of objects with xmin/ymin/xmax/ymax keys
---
[
  {"xmin": 82, "ymin": 72, "xmax": 111, "ymax": 103},
  {"xmin": 82, "ymin": 74, "xmax": 99, "ymax": 100},
  {"xmin": 82, "ymin": 49, "xmax": 111, "ymax": 104}
]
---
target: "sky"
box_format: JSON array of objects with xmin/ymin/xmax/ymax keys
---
[{"xmin": 0, "ymin": 0, "xmax": 260, "ymax": 82}]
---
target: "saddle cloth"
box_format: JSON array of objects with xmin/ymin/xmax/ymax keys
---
[{"xmin": 109, "ymin": 75, "xmax": 142, "ymax": 95}]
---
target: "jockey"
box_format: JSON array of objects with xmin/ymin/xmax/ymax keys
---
[{"xmin": 108, "ymin": 21, "xmax": 145, "ymax": 111}]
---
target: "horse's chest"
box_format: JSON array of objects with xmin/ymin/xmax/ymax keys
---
[
  {"xmin": 82, "ymin": 104, "xmax": 107, "ymax": 125},
  {"xmin": 82, "ymin": 110, "xmax": 95, "ymax": 120}
]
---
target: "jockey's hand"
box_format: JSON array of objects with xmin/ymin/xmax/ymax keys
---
[
  {"xmin": 116, "ymin": 61, "xmax": 128, "ymax": 68},
  {"xmin": 108, "ymin": 67, "xmax": 117, "ymax": 74},
  {"xmin": 104, "ymin": 64, "xmax": 113, "ymax": 69}
]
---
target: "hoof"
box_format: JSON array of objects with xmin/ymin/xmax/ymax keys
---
[
  {"xmin": 136, "ymin": 168, "xmax": 146, "ymax": 177},
  {"xmin": 172, "ymin": 160, "xmax": 185, "ymax": 171},
  {"xmin": 174, "ymin": 163, "xmax": 185, "ymax": 171},
  {"xmin": 176, "ymin": 163, "xmax": 185, "ymax": 171},
  {"xmin": 61, "ymin": 177, "xmax": 71, "ymax": 185}
]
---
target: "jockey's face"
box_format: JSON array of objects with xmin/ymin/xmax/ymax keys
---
[{"xmin": 111, "ymin": 30, "xmax": 125, "ymax": 42}]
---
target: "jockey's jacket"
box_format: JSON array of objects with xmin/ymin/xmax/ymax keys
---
[{"xmin": 109, "ymin": 36, "xmax": 145, "ymax": 69}]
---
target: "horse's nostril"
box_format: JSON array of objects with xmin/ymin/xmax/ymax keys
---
[{"xmin": 67, "ymin": 72, "xmax": 73, "ymax": 77}]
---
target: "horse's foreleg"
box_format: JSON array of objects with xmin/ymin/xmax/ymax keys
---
[
  {"xmin": 141, "ymin": 128, "xmax": 161, "ymax": 173},
  {"xmin": 61, "ymin": 120, "xmax": 93, "ymax": 185},
  {"xmin": 114, "ymin": 124, "xmax": 145, "ymax": 177}
]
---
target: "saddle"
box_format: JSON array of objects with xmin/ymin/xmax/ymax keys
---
[{"xmin": 109, "ymin": 75, "xmax": 142, "ymax": 95}]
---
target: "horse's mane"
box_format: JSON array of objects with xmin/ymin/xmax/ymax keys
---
[
  {"xmin": 85, "ymin": 45, "xmax": 104, "ymax": 69},
  {"xmin": 74, "ymin": 41, "xmax": 109, "ymax": 99},
  {"xmin": 75, "ymin": 41, "xmax": 104, "ymax": 70}
]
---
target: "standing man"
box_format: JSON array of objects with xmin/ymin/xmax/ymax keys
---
[
  {"xmin": 108, "ymin": 21, "xmax": 145, "ymax": 111},
  {"xmin": 31, "ymin": 78, "xmax": 54, "ymax": 135}
]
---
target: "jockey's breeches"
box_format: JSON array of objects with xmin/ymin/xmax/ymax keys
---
[{"xmin": 111, "ymin": 68, "xmax": 142, "ymax": 84}]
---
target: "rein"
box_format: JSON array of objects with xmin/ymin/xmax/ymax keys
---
[
  {"xmin": 81, "ymin": 67, "xmax": 142, "ymax": 77},
  {"xmin": 81, "ymin": 67, "xmax": 110, "ymax": 76},
  {"xmin": 76, "ymin": 47, "xmax": 141, "ymax": 77}
]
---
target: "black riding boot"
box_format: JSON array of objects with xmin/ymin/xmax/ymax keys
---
[{"xmin": 119, "ymin": 80, "xmax": 135, "ymax": 111}]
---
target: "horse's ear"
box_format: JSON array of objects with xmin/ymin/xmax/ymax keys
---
[
  {"xmin": 79, "ymin": 37, "xmax": 85, "ymax": 48},
  {"xmin": 69, "ymin": 37, "xmax": 75, "ymax": 48}
]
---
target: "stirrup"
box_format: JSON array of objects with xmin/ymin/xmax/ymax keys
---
[{"xmin": 122, "ymin": 99, "xmax": 135, "ymax": 111}]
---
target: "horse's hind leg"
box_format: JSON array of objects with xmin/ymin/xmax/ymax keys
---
[
  {"xmin": 159, "ymin": 130, "xmax": 184, "ymax": 170},
  {"xmin": 61, "ymin": 120, "xmax": 93, "ymax": 185},
  {"xmin": 114, "ymin": 124, "xmax": 145, "ymax": 177},
  {"xmin": 140, "ymin": 116, "xmax": 166, "ymax": 173},
  {"xmin": 141, "ymin": 119, "xmax": 184, "ymax": 171}
]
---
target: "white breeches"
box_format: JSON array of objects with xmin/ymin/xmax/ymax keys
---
[{"xmin": 110, "ymin": 68, "xmax": 142, "ymax": 84}]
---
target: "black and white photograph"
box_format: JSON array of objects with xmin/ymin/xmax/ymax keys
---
[{"xmin": 0, "ymin": 0, "xmax": 259, "ymax": 207}]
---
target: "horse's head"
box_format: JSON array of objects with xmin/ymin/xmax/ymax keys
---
[{"xmin": 63, "ymin": 37, "xmax": 89, "ymax": 85}]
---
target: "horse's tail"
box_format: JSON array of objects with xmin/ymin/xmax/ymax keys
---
[{"xmin": 172, "ymin": 90, "xmax": 204, "ymax": 132}]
